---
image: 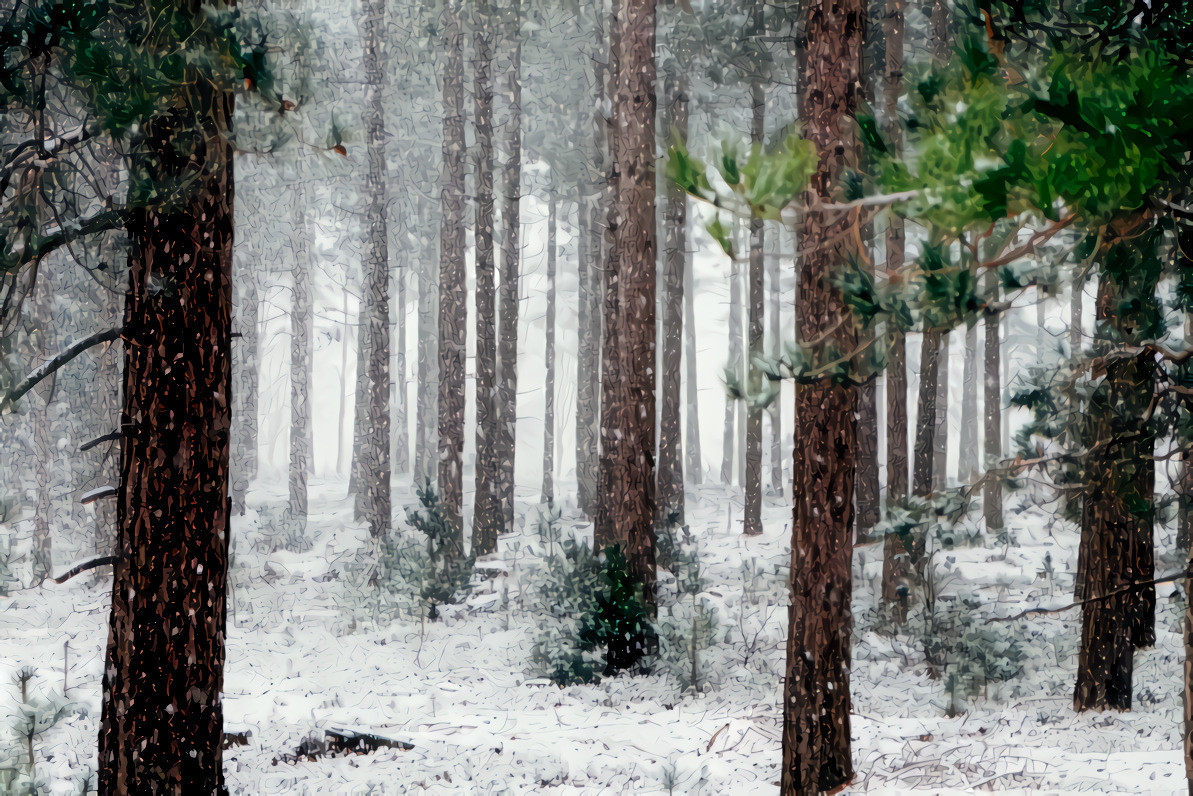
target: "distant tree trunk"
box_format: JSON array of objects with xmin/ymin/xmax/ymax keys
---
[
  {"xmin": 415, "ymin": 204, "xmax": 439, "ymax": 488},
  {"xmin": 767, "ymin": 223, "xmax": 783, "ymax": 496},
  {"xmin": 657, "ymin": 69, "xmax": 688, "ymax": 527},
  {"xmin": 232, "ymin": 247, "xmax": 258, "ymax": 515},
  {"xmin": 599, "ymin": 0, "xmax": 658, "ymax": 611},
  {"xmin": 351, "ymin": 323, "xmax": 368, "ymax": 512},
  {"xmin": 1070, "ymin": 269, "xmax": 1084, "ymax": 356},
  {"xmin": 684, "ymin": 213, "xmax": 703, "ymax": 486},
  {"xmin": 496, "ymin": 0, "xmax": 524, "ymax": 535},
  {"xmin": 98, "ymin": 77, "xmax": 234, "ymax": 793},
  {"xmin": 782, "ymin": 0, "xmax": 862, "ymax": 790},
  {"xmin": 1181, "ymin": 312, "xmax": 1193, "ymax": 551},
  {"xmin": 880, "ymin": 0, "xmax": 908, "ymax": 616},
  {"xmin": 957, "ymin": 322, "xmax": 978, "ymax": 482},
  {"xmin": 932, "ymin": 332, "xmax": 948, "ymax": 492},
  {"xmin": 1075, "ymin": 218, "xmax": 1159, "ymax": 711},
  {"xmin": 542, "ymin": 192, "xmax": 557, "ymax": 504},
  {"xmin": 577, "ymin": 176, "xmax": 601, "ymax": 517},
  {"xmin": 472, "ymin": 0, "xmax": 501, "ymax": 555},
  {"xmin": 912, "ymin": 329, "xmax": 941, "ymax": 498},
  {"xmin": 337, "ymin": 281, "xmax": 351, "ymax": 476},
  {"xmin": 393, "ymin": 263, "xmax": 409, "ymax": 475},
  {"xmin": 438, "ymin": 0, "xmax": 468, "ymax": 552},
  {"xmin": 31, "ymin": 278, "xmax": 54, "ymax": 581},
  {"xmin": 744, "ymin": 79, "xmax": 765, "ymax": 537},
  {"xmin": 288, "ymin": 202, "xmax": 313, "ymax": 532},
  {"xmin": 983, "ymin": 270, "xmax": 1003, "ymax": 534},
  {"xmin": 723, "ymin": 248, "xmax": 742, "ymax": 485}
]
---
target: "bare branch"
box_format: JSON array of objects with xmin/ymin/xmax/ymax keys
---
[
  {"xmin": 987, "ymin": 568, "xmax": 1189, "ymax": 623},
  {"xmin": 51, "ymin": 555, "xmax": 118, "ymax": 585}
]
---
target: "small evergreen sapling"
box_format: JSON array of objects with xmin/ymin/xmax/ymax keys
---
[{"xmin": 403, "ymin": 484, "xmax": 474, "ymax": 618}]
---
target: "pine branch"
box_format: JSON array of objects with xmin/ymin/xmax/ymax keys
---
[
  {"xmin": 0, "ymin": 122, "xmax": 99, "ymax": 196},
  {"xmin": 79, "ymin": 431, "xmax": 121, "ymax": 452},
  {"xmin": 0, "ymin": 327, "xmax": 123, "ymax": 414},
  {"xmin": 50, "ymin": 555, "xmax": 118, "ymax": 585},
  {"xmin": 4, "ymin": 207, "xmax": 126, "ymax": 275}
]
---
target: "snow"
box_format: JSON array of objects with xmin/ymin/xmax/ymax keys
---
[{"xmin": 1, "ymin": 476, "xmax": 1190, "ymax": 793}]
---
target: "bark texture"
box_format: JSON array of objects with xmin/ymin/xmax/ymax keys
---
[
  {"xmin": 599, "ymin": 0, "xmax": 658, "ymax": 604},
  {"xmin": 781, "ymin": 1, "xmax": 863, "ymax": 791},
  {"xmin": 472, "ymin": 0, "xmax": 501, "ymax": 555},
  {"xmin": 438, "ymin": 0, "xmax": 468, "ymax": 552},
  {"xmin": 983, "ymin": 270, "xmax": 1003, "ymax": 533},
  {"xmin": 98, "ymin": 82, "xmax": 234, "ymax": 794},
  {"xmin": 744, "ymin": 77, "xmax": 765, "ymax": 537},
  {"xmin": 657, "ymin": 70, "xmax": 688, "ymax": 526}
]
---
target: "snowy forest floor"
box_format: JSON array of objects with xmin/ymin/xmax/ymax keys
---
[{"xmin": 1, "ymin": 479, "xmax": 1189, "ymax": 794}]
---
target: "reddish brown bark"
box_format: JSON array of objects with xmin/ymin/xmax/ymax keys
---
[
  {"xmin": 598, "ymin": 0, "xmax": 658, "ymax": 601},
  {"xmin": 781, "ymin": 1, "xmax": 863, "ymax": 792},
  {"xmin": 98, "ymin": 91, "xmax": 234, "ymax": 793}
]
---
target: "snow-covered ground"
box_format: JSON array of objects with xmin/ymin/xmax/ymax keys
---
[{"xmin": 1, "ymin": 475, "xmax": 1188, "ymax": 794}]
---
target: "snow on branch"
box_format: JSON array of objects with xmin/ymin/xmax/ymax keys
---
[{"xmin": 0, "ymin": 327, "xmax": 123, "ymax": 414}]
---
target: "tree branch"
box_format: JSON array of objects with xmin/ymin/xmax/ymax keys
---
[
  {"xmin": 0, "ymin": 327, "xmax": 122, "ymax": 414},
  {"xmin": 4, "ymin": 206, "xmax": 126, "ymax": 275},
  {"xmin": 0, "ymin": 123, "xmax": 100, "ymax": 196},
  {"xmin": 987, "ymin": 568, "xmax": 1189, "ymax": 623},
  {"xmin": 50, "ymin": 555, "xmax": 118, "ymax": 585},
  {"xmin": 79, "ymin": 430, "xmax": 121, "ymax": 452},
  {"xmin": 980, "ymin": 215, "xmax": 1077, "ymax": 270}
]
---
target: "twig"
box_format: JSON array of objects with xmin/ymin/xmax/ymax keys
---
[
  {"xmin": 987, "ymin": 569, "xmax": 1189, "ymax": 623},
  {"xmin": 51, "ymin": 556, "xmax": 118, "ymax": 585},
  {"xmin": 0, "ymin": 327, "xmax": 123, "ymax": 413},
  {"xmin": 705, "ymin": 723, "xmax": 731, "ymax": 753}
]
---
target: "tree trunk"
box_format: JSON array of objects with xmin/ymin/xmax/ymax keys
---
[
  {"xmin": 98, "ymin": 79, "xmax": 234, "ymax": 794},
  {"xmin": 723, "ymin": 247, "xmax": 742, "ymax": 486},
  {"xmin": 599, "ymin": 0, "xmax": 658, "ymax": 610},
  {"xmin": 1075, "ymin": 220, "xmax": 1159, "ymax": 711},
  {"xmin": 232, "ymin": 245, "xmax": 258, "ymax": 516},
  {"xmin": 912, "ymin": 329, "xmax": 941, "ymax": 498},
  {"xmin": 472, "ymin": 0, "xmax": 501, "ymax": 555},
  {"xmin": 438, "ymin": 0, "xmax": 468, "ymax": 553},
  {"xmin": 393, "ymin": 262, "xmax": 409, "ymax": 475},
  {"xmin": 542, "ymin": 192, "xmax": 557, "ymax": 504},
  {"xmin": 288, "ymin": 201, "xmax": 313, "ymax": 532},
  {"xmin": 684, "ymin": 211, "xmax": 703, "ymax": 486},
  {"xmin": 337, "ymin": 279, "xmax": 351, "ymax": 476},
  {"xmin": 744, "ymin": 78, "xmax": 766, "ymax": 537},
  {"xmin": 359, "ymin": 0, "xmax": 392, "ymax": 538},
  {"xmin": 983, "ymin": 270, "xmax": 1003, "ymax": 534},
  {"xmin": 768, "ymin": 228, "xmax": 784, "ymax": 496},
  {"xmin": 1181, "ymin": 309, "xmax": 1193, "ymax": 552},
  {"xmin": 497, "ymin": 0, "xmax": 523, "ymax": 535},
  {"xmin": 932, "ymin": 332, "xmax": 948, "ymax": 492},
  {"xmin": 880, "ymin": 0, "xmax": 909, "ymax": 619},
  {"xmin": 657, "ymin": 70, "xmax": 688, "ymax": 526},
  {"xmin": 1184, "ymin": 554, "xmax": 1193, "ymax": 793},
  {"xmin": 415, "ymin": 202, "xmax": 439, "ymax": 489},
  {"xmin": 957, "ymin": 322, "xmax": 978, "ymax": 482},
  {"xmin": 782, "ymin": 1, "xmax": 862, "ymax": 791},
  {"xmin": 31, "ymin": 278, "xmax": 54, "ymax": 581}
]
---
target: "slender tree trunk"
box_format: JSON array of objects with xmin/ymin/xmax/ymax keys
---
[
  {"xmin": 472, "ymin": 0, "xmax": 501, "ymax": 555},
  {"xmin": 743, "ymin": 78, "xmax": 766, "ymax": 536},
  {"xmin": 657, "ymin": 70, "xmax": 688, "ymax": 526},
  {"xmin": 723, "ymin": 248, "xmax": 742, "ymax": 485},
  {"xmin": 415, "ymin": 202, "xmax": 439, "ymax": 488},
  {"xmin": 1070, "ymin": 269, "xmax": 1084, "ymax": 356},
  {"xmin": 983, "ymin": 271, "xmax": 1003, "ymax": 533},
  {"xmin": 1184, "ymin": 549, "xmax": 1193, "ymax": 794},
  {"xmin": 99, "ymin": 77, "xmax": 234, "ymax": 794},
  {"xmin": 232, "ymin": 245, "xmax": 258, "ymax": 516},
  {"xmin": 932, "ymin": 332, "xmax": 948, "ymax": 492},
  {"xmin": 497, "ymin": 0, "xmax": 523, "ymax": 535},
  {"xmin": 542, "ymin": 192, "xmax": 557, "ymax": 504},
  {"xmin": 880, "ymin": 0, "xmax": 909, "ymax": 619},
  {"xmin": 768, "ymin": 232, "xmax": 784, "ymax": 496},
  {"xmin": 782, "ymin": 1, "xmax": 862, "ymax": 790},
  {"xmin": 912, "ymin": 329, "xmax": 941, "ymax": 498},
  {"xmin": 957, "ymin": 322, "xmax": 978, "ymax": 482},
  {"xmin": 438, "ymin": 0, "xmax": 468, "ymax": 552},
  {"xmin": 577, "ymin": 177, "xmax": 601, "ymax": 516},
  {"xmin": 351, "ymin": 323, "xmax": 367, "ymax": 513},
  {"xmin": 684, "ymin": 212, "xmax": 703, "ymax": 486},
  {"xmin": 393, "ymin": 263, "xmax": 409, "ymax": 475},
  {"xmin": 31, "ymin": 278, "xmax": 54, "ymax": 581},
  {"xmin": 599, "ymin": 0, "xmax": 658, "ymax": 609},
  {"xmin": 288, "ymin": 201, "xmax": 313, "ymax": 532},
  {"xmin": 1181, "ymin": 309, "xmax": 1193, "ymax": 551}
]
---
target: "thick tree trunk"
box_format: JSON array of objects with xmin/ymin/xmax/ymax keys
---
[
  {"xmin": 438, "ymin": 0, "xmax": 468, "ymax": 552},
  {"xmin": 744, "ymin": 78, "xmax": 765, "ymax": 537},
  {"xmin": 657, "ymin": 71, "xmax": 688, "ymax": 526},
  {"xmin": 983, "ymin": 270, "xmax": 1003, "ymax": 533},
  {"xmin": 472, "ymin": 0, "xmax": 501, "ymax": 555},
  {"xmin": 542, "ymin": 193, "xmax": 557, "ymax": 504},
  {"xmin": 98, "ymin": 83, "xmax": 234, "ymax": 794},
  {"xmin": 497, "ymin": 0, "xmax": 524, "ymax": 535},
  {"xmin": 781, "ymin": 1, "xmax": 862, "ymax": 791},
  {"xmin": 1075, "ymin": 221, "xmax": 1158, "ymax": 711},
  {"xmin": 288, "ymin": 202, "xmax": 313, "ymax": 532},
  {"xmin": 359, "ymin": 0, "xmax": 392, "ymax": 538},
  {"xmin": 599, "ymin": 0, "xmax": 658, "ymax": 608}
]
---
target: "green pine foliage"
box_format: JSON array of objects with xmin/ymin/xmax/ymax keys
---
[{"xmin": 398, "ymin": 484, "xmax": 474, "ymax": 616}]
